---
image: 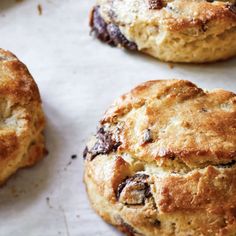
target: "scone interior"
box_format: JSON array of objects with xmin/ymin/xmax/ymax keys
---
[
  {"xmin": 84, "ymin": 80, "xmax": 236, "ymax": 236},
  {"xmin": 0, "ymin": 49, "xmax": 46, "ymax": 184},
  {"xmin": 90, "ymin": 0, "xmax": 236, "ymax": 63}
]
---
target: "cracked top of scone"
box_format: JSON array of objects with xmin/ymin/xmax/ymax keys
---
[
  {"xmin": 85, "ymin": 80, "xmax": 236, "ymax": 171},
  {"xmin": 0, "ymin": 49, "xmax": 45, "ymax": 184}
]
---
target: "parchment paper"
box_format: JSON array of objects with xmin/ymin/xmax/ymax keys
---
[{"xmin": 0, "ymin": 0, "xmax": 235, "ymax": 235}]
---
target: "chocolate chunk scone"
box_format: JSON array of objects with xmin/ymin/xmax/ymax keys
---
[
  {"xmin": 0, "ymin": 49, "xmax": 46, "ymax": 184},
  {"xmin": 84, "ymin": 80, "xmax": 236, "ymax": 236},
  {"xmin": 90, "ymin": 1, "xmax": 236, "ymax": 63}
]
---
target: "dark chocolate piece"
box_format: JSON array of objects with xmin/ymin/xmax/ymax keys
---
[
  {"xmin": 106, "ymin": 24, "xmax": 137, "ymax": 50},
  {"xmin": 116, "ymin": 174, "xmax": 152, "ymax": 205},
  {"xmin": 148, "ymin": 0, "xmax": 163, "ymax": 10},
  {"xmin": 153, "ymin": 219, "xmax": 161, "ymax": 227},
  {"xmin": 85, "ymin": 127, "xmax": 121, "ymax": 161},
  {"xmin": 90, "ymin": 6, "xmax": 111, "ymax": 43},
  {"xmin": 90, "ymin": 6, "xmax": 137, "ymax": 50},
  {"xmin": 201, "ymin": 22, "xmax": 208, "ymax": 32},
  {"xmin": 227, "ymin": 3, "xmax": 236, "ymax": 15},
  {"xmin": 83, "ymin": 146, "xmax": 88, "ymax": 159},
  {"xmin": 71, "ymin": 154, "xmax": 77, "ymax": 159}
]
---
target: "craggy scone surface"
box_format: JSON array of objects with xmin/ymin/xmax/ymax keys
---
[
  {"xmin": 0, "ymin": 49, "xmax": 45, "ymax": 184},
  {"xmin": 90, "ymin": 0, "xmax": 236, "ymax": 63},
  {"xmin": 84, "ymin": 80, "xmax": 236, "ymax": 236}
]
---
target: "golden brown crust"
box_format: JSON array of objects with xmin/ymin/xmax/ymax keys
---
[
  {"xmin": 91, "ymin": 0, "xmax": 236, "ymax": 62},
  {"xmin": 163, "ymin": 1, "xmax": 236, "ymax": 31},
  {"xmin": 84, "ymin": 80, "xmax": 236, "ymax": 236},
  {"xmin": 102, "ymin": 80, "xmax": 236, "ymax": 169},
  {"xmin": 0, "ymin": 49, "xmax": 46, "ymax": 184},
  {"xmin": 154, "ymin": 166, "xmax": 236, "ymax": 213}
]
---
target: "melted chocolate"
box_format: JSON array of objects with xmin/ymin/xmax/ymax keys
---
[
  {"xmin": 148, "ymin": 0, "xmax": 163, "ymax": 10},
  {"xmin": 84, "ymin": 127, "xmax": 121, "ymax": 161},
  {"xmin": 90, "ymin": 6, "xmax": 137, "ymax": 50},
  {"xmin": 116, "ymin": 174, "xmax": 152, "ymax": 205}
]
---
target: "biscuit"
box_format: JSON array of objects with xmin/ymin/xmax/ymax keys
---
[
  {"xmin": 0, "ymin": 49, "xmax": 46, "ymax": 184},
  {"xmin": 90, "ymin": 1, "xmax": 236, "ymax": 63},
  {"xmin": 84, "ymin": 80, "xmax": 236, "ymax": 236}
]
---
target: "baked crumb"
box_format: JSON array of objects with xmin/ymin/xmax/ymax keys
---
[
  {"xmin": 71, "ymin": 154, "xmax": 77, "ymax": 159},
  {"xmin": 46, "ymin": 197, "xmax": 53, "ymax": 209},
  {"xmin": 37, "ymin": 4, "xmax": 43, "ymax": 15}
]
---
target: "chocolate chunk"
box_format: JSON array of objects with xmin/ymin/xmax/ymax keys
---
[
  {"xmin": 117, "ymin": 178, "xmax": 129, "ymax": 199},
  {"xmin": 71, "ymin": 154, "xmax": 77, "ymax": 159},
  {"xmin": 90, "ymin": 6, "xmax": 111, "ymax": 43},
  {"xmin": 90, "ymin": 6, "xmax": 137, "ymax": 50},
  {"xmin": 144, "ymin": 183, "xmax": 152, "ymax": 198},
  {"xmin": 142, "ymin": 129, "xmax": 153, "ymax": 144},
  {"xmin": 153, "ymin": 219, "xmax": 161, "ymax": 227},
  {"xmin": 227, "ymin": 4, "xmax": 236, "ymax": 15},
  {"xmin": 85, "ymin": 127, "xmax": 121, "ymax": 161},
  {"xmin": 148, "ymin": 0, "xmax": 163, "ymax": 10},
  {"xmin": 83, "ymin": 146, "xmax": 88, "ymax": 159},
  {"xmin": 106, "ymin": 24, "xmax": 137, "ymax": 50},
  {"xmin": 201, "ymin": 22, "xmax": 208, "ymax": 32},
  {"xmin": 116, "ymin": 174, "xmax": 152, "ymax": 205}
]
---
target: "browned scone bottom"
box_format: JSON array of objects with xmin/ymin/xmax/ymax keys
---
[
  {"xmin": 0, "ymin": 49, "xmax": 46, "ymax": 185},
  {"xmin": 84, "ymin": 80, "xmax": 236, "ymax": 236},
  {"xmin": 89, "ymin": 1, "xmax": 236, "ymax": 63}
]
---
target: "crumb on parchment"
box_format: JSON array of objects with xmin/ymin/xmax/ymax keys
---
[
  {"xmin": 37, "ymin": 4, "xmax": 43, "ymax": 15},
  {"xmin": 71, "ymin": 154, "xmax": 77, "ymax": 159},
  {"xmin": 168, "ymin": 63, "xmax": 175, "ymax": 69}
]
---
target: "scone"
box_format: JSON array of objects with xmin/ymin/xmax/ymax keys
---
[
  {"xmin": 0, "ymin": 49, "xmax": 46, "ymax": 184},
  {"xmin": 84, "ymin": 80, "xmax": 236, "ymax": 236},
  {"xmin": 90, "ymin": 1, "xmax": 236, "ymax": 63}
]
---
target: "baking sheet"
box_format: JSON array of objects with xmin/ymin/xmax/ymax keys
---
[{"xmin": 0, "ymin": 0, "xmax": 235, "ymax": 235}]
